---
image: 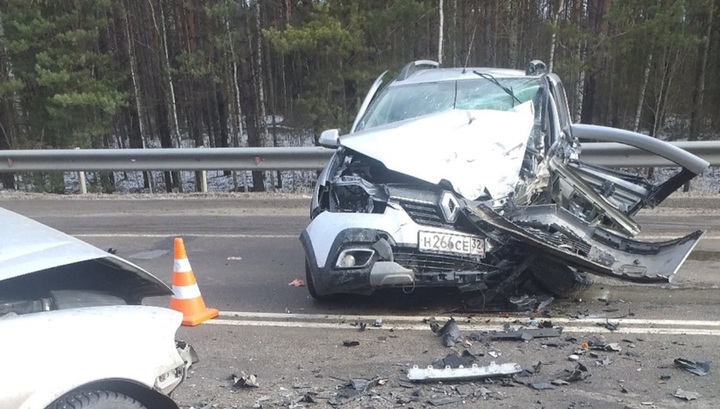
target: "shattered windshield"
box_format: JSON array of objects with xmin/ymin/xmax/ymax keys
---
[{"xmin": 356, "ymin": 77, "xmax": 543, "ymax": 132}]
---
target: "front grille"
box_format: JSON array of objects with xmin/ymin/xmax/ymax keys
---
[
  {"xmin": 399, "ymin": 200, "xmax": 445, "ymax": 227},
  {"xmin": 523, "ymin": 226, "xmax": 592, "ymax": 256},
  {"xmin": 394, "ymin": 249, "xmax": 486, "ymax": 273},
  {"xmin": 399, "ymin": 200, "xmax": 478, "ymax": 234}
]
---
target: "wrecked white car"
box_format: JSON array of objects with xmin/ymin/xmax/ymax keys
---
[
  {"xmin": 300, "ymin": 60, "xmax": 708, "ymax": 301},
  {"xmin": 0, "ymin": 207, "xmax": 196, "ymax": 409}
]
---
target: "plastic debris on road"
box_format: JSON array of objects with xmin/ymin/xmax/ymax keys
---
[
  {"xmin": 407, "ymin": 362, "xmax": 522, "ymax": 382},
  {"xmin": 436, "ymin": 351, "xmax": 478, "ymax": 368},
  {"xmin": 431, "ymin": 318, "xmax": 462, "ymax": 347},
  {"xmin": 673, "ymin": 388, "xmax": 701, "ymax": 401},
  {"xmin": 674, "ymin": 358, "xmax": 711, "ymax": 376},
  {"xmin": 232, "ymin": 372, "xmax": 259, "ymax": 388},
  {"xmin": 288, "ymin": 278, "xmax": 305, "ymax": 287}
]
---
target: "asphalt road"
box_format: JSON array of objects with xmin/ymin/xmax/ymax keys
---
[{"xmin": 2, "ymin": 193, "xmax": 719, "ymax": 408}]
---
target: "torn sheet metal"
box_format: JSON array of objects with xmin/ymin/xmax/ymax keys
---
[
  {"xmin": 463, "ymin": 203, "xmax": 703, "ymax": 282},
  {"xmin": 407, "ymin": 362, "xmax": 522, "ymax": 382}
]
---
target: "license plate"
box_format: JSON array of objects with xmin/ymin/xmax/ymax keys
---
[{"xmin": 418, "ymin": 231, "xmax": 485, "ymax": 256}]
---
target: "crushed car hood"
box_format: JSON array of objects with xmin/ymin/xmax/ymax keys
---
[
  {"xmin": 0, "ymin": 207, "xmax": 171, "ymax": 299},
  {"xmin": 341, "ymin": 102, "xmax": 535, "ymax": 199}
]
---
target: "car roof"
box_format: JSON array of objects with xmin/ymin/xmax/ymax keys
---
[
  {"xmin": 0, "ymin": 206, "xmax": 171, "ymax": 296},
  {"xmin": 391, "ymin": 66, "xmax": 529, "ymax": 86}
]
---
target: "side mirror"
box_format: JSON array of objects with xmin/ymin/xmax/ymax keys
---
[{"xmin": 319, "ymin": 129, "xmax": 340, "ymax": 148}]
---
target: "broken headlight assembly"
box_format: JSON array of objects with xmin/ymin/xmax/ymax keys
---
[{"xmin": 329, "ymin": 176, "xmax": 387, "ymax": 213}]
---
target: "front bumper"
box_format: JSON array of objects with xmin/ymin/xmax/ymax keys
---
[
  {"xmin": 155, "ymin": 340, "xmax": 198, "ymax": 396},
  {"xmin": 300, "ymin": 204, "xmax": 489, "ymax": 296}
]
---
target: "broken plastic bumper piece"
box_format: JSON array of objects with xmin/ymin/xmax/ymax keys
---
[{"xmin": 407, "ymin": 362, "xmax": 522, "ymax": 382}]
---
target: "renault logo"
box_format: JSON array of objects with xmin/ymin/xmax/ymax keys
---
[{"xmin": 440, "ymin": 191, "xmax": 460, "ymax": 223}]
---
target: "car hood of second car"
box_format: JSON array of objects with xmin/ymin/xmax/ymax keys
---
[
  {"xmin": 341, "ymin": 101, "xmax": 535, "ymax": 199},
  {"xmin": 0, "ymin": 207, "xmax": 172, "ymax": 299}
]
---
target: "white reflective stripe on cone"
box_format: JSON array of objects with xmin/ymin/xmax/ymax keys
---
[
  {"xmin": 172, "ymin": 284, "xmax": 202, "ymax": 300},
  {"xmin": 174, "ymin": 258, "xmax": 192, "ymax": 273}
]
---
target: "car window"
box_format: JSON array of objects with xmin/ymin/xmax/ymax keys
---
[{"xmin": 356, "ymin": 77, "xmax": 543, "ymax": 131}]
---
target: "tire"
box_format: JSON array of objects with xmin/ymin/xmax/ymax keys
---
[
  {"xmin": 530, "ymin": 259, "xmax": 593, "ymax": 298},
  {"xmin": 305, "ymin": 258, "xmax": 335, "ymax": 301},
  {"xmin": 51, "ymin": 390, "xmax": 147, "ymax": 409}
]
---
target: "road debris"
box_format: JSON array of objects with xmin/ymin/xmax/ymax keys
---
[
  {"xmin": 434, "ymin": 318, "xmax": 462, "ymax": 347},
  {"xmin": 674, "ymin": 358, "xmax": 711, "ymax": 376},
  {"xmin": 436, "ymin": 351, "xmax": 478, "ymax": 368},
  {"xmin": 350, "ymin": 321, "xmax": 368, "ymax": 331},
  {"xmin": 536, "ymin": 296, "xmax": 555, "ymax": 312},
  {"xmin": 288, "ymin": 279, "xmax": 305, "ymax": 287},
  {"xmin": 565, "ymin": 363, "xmax": 590, "ymax": 382},
  {"xmin": 595, "ymin": 356, "xmax": 613, "ymax": 367},
  {"xmin": 333, "ymin": 377, "xmax": 382, "ymax": 402},
  {"xmin": 597, "ymin": 320, "xmax": 620, "ymax": 331},
  {"xmin": 583, "ymin": 337, "xmax": 622, "ymax": 352},
  {"xmin": 490, "ymin": 326, "xmax": 563, "ymax": 341},
  {"xmin": 427, "ymin": 396, "xmax": 463, "ymax": 406},
  {"xmin": 673, "ymin": 388, "xmax": 701, "ymax": 401},
  {"xmin": 342, "ymin": 340, "xmax": 360, "ymax": 347},
  {"xmin": 297, "ymin": 391, "xmax": 318, "ymax": 403},
  {"xmin": 373, "ymin": 318, "xmax": 383, "ymax": 327},
  {"xmin": 407, "ymin": 362, "xmax": 522, "ymax": 382},
  {"xmin": 531, "ymin": 382, "xmax": 555, "ymax": 390},
  {"xmin": 232, "ymin": 372, "xmax": 259, "ymax": 388}
]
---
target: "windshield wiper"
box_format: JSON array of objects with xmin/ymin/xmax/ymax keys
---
[{"xmin": 473, "ymin": 71, "xmax": 522, "ymax": 107}]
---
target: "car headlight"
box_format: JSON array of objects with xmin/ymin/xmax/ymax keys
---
[{"xmin": 330, "ymin": 176, "xmax": 381, "ymax": 213}]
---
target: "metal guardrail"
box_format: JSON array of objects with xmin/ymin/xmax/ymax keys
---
[
  {"xmin": 0, "ymin": 147, "xmax": 333, "ymax": 172},
  {"xmin": 0, "ymin": 142, "xmax": 719, "ymax": 172},
  {"xmin": 0, "ymin": 142, "xmax": 718, "ymax": 193},
  {"xmin": 580, "ymin": 141, "xmax": 720, "ymax": 168}
]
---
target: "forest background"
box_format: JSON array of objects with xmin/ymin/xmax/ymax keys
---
[{"xmin": 0, "ymin": 0, "xmax": 718, "ymax": 192}]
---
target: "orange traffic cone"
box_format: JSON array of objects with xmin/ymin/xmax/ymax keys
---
[{"xmin": 170, "ymin": 237, "xmax": 218, "ymax": 326}]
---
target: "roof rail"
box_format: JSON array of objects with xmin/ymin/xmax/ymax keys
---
[{"xmin": 396, "ymin": 60, "xmax": 440, "ymax": 81}]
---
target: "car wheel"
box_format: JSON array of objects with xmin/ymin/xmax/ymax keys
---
[
  {"xmin": 50, "ymin": 390, "xmax": 147, "ymax": 409},
  {"xmin": 530, "ymin": 259, "xmax": 593, "ymax": 298}
]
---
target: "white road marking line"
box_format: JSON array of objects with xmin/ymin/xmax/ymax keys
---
[
  {"xmin": 73, "ymin": 233, "xmax": 720, "ymax": 240},
  {"xmin": 74, "ymin": 233, "xmax": 297, "ymax": 238},
  {"xmin": 204, "ymin": 319, "xmax": 720, "ymax": 336},
  {"xmin": 218, "ymin": 311, "xmax": 720, "ymax": 327}
]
